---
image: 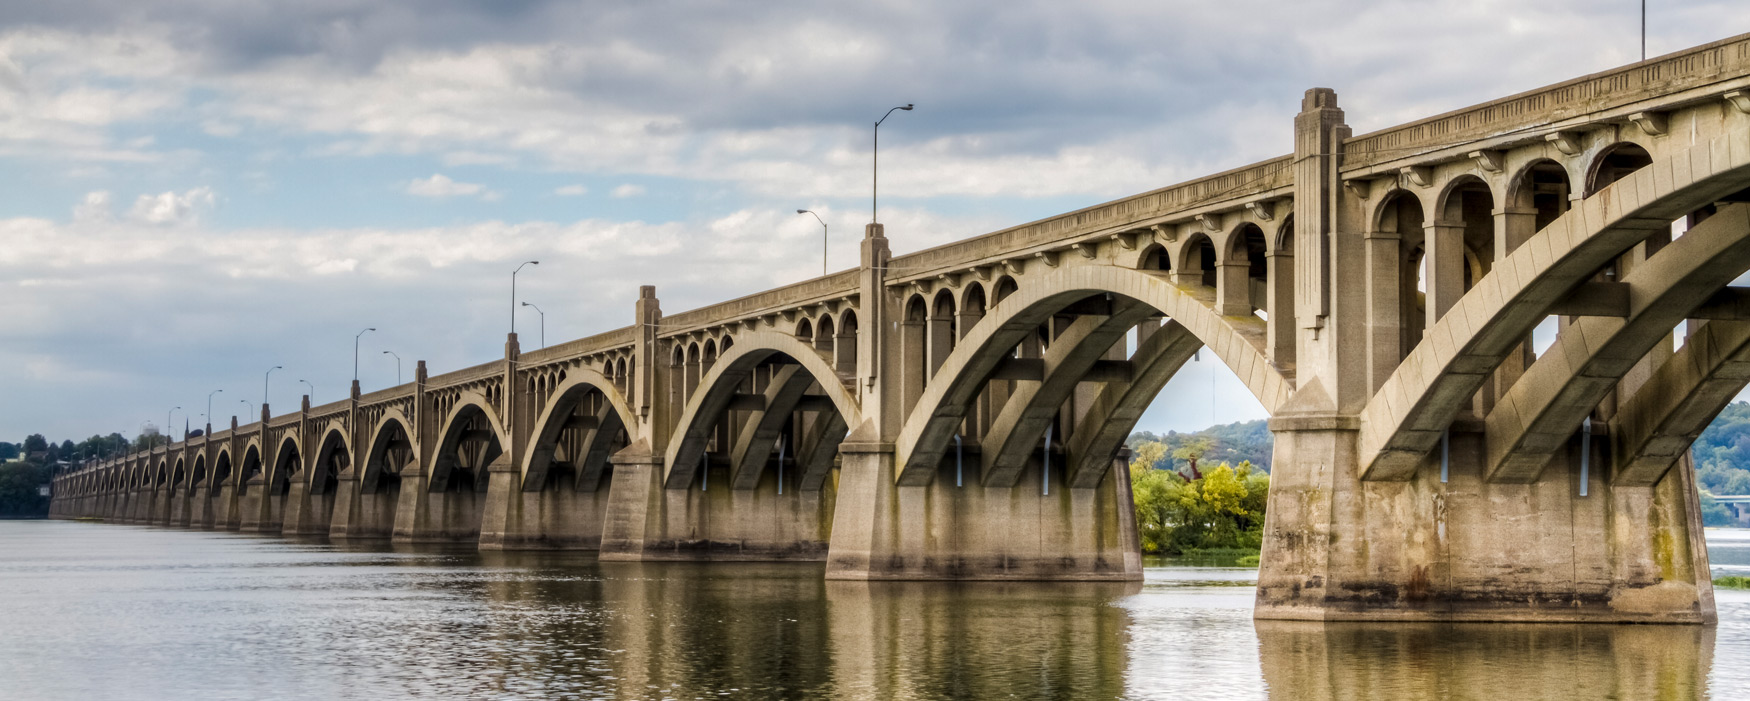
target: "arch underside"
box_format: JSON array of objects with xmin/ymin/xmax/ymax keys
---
[
  {"xmin": 1483, "ymin": 205, "xmax": 1750, "ymax": 482},
  {"xmin": 895, "ymin": 265, "xmax": 1291, "ymax": 487},
  {"xmin": 1359, "ymin": 132, "xmax": 1750, "ymax": 480},
  {"xmin": 1613, "ymin": 318, "xmax": 1750, "ymax": 486},
  {"xmin": 524, "ymin": 383, "xmax": 631, "ymax": 493},
  {"xmin": 432, "ymin": 404, "xmax": 503, "ymax": 494},
  {"xmin": 663, "ymin": 331, "xmax": 860, "ymax": 492}
]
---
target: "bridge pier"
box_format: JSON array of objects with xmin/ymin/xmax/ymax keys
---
[
  {"xmin": 597, "ymin": 444, "xmax": 837, "ymax": 561},
  {"xmin": 825, "ymin": 442, "xmax": 1141, "ymax": 581},
  {"xmin": 479, "ymin": 469, "xmax": 616, "ymax": 550},
  {"xmin": 1258, "ymin": 416, "xmax": 1713, "ymax": 623}
]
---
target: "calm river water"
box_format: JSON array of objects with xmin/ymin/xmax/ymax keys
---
[{"xmin": 2, "ymin": 521, "xmax": 1748, "ymax": 700}]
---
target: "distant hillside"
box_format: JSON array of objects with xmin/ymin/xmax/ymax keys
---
[{"xmin": 1128, "ymin": 419, "xmax": 1272, "ymax": 473}]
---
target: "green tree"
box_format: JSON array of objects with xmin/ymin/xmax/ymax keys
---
[
  {"xmin": 0, "ymin": 461, "xmax": 51, "ymax": 518},
  {"xmin": 1173, "ymin": 437, "xmax": 1213, "ymax": 478}
]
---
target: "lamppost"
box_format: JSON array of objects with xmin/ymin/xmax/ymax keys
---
[
  {"xmin": 264, "ymin": 365, "xmax": 282, "ymax": 414},
  {"xmin": 383, "ymin": 350, "xmax": 402, "ymax": 385},
  {"xmin": 239, "ymin": 399, "xmax": 254, "ymax": 421},
  {"xmin": 872, "ymin": 103, "xmax": 914, "ymax": 223},
  {"xmin": 797, "ymin": 209, "xmax": 828, "ymax": 276},
  {"xmin": 521, "ymin": 302, "xmax": 545, "ymax": 348},
  {"xmin": 206, "ymin": 389, "xmax": 223, "ymax": 431},
  {"xmin": 299, "ymin": 380, "xmax": 315, "ymax": 403},
  {"xmin": 512, "ymin": 261, "xmax": 539, "ymax": 337},
  {"xmin": 166, "ymin": 407, "xmax": 181, "ymax": 445},
  {"xmin": 354, "ymin": 328, "xmax": 376, "ymax": 391}
]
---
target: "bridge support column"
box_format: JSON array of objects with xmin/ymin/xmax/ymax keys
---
[
  {"xmin": 1258, "ymin": 412, "xmax": 1714, "ymax": 623},
  {"xmin": 825, "ymin": 439, "xmax": 1141, "ymax": 581}
]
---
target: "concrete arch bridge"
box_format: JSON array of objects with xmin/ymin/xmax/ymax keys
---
[{"xmin": 54, "ymin": 33, "xmax": 1750, "ymax": 622}]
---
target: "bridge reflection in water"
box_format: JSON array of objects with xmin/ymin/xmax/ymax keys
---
[
  {"xmin": 0, "ymin": 522, "xmax": 1734, "ymax": 699},
  {"xmin": 1255, "ymin": 620, "xmax": 1713, "ymax": 700}
]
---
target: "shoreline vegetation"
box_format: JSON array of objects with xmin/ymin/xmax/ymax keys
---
[{"xmin": 1127, "ymin": 424, "xmax": 1271, "ymax": 561}]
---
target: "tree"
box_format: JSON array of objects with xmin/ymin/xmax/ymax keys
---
[
  {"xmin": 0, "ymin": 461, "xmax": 50, "ymax": 518},
  {"xmin": 1173, "ymin": 437, "xmax": 1213, "ymax": 479}
]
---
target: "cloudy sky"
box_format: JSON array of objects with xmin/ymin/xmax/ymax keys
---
[{"xmin": 0, "ymin": 0, "xmax": 1739, "ymax": 443}]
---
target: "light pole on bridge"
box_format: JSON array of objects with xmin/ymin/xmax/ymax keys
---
[
  {"xmin": 239, "ymin": 399, "xmax": 253, "ymax": 422},
  {"xmin": 353, "ymin": 328, "xmax": 375, "ymax": 397},
  {"xmin": 383, "ymin": 350, "xmax": 402, "ymax": 386},
  {"xmin": 263, "ymin": 366, "xmax": 282, "ymax": 417},
  {"xmin": 206, "ymin": 389, "xmax": 222, "ymax": 432},
  {"xmin": 797, "ymin": 209, "xmax": 828, "ymax": 276},
  {"xmin": 512, "ymin": 261, "xmax": 539, "ymax": 339},
  {"xmin": 521, "ymin": 302, "xmax": 545, "ymax": 348},
  {"xmin": 299, "ymin": 380, "xmax": 315, "ymax": 404},
  {"xmin": 166, "ymin": 407, "xmax": 181, "ymax": 445},
  {"xmin": 872, "ymin": 103, "xmax": 914, "ymax": 224}
]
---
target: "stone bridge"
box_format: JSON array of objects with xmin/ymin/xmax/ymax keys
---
[{"xmin": 53, "ymin": 33, "xmax": 1750, "ymax": 622}]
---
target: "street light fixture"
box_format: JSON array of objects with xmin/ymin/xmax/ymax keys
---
[
  {"xmin": 354, "ymin": 328, "xmax": 376, "ymax": 387},
  {"xmin": 166, "ymin": 406, "xmax": 181, "ymax": 445},
  {"xmin": 264, "ymin": 366, "xmax": 282, "ymax": 412},
  {"xmin": 521, "ymin": 302, "xmax": 545, "ymax": 348},
  {"xmin": 299, "ymin": 379, "xmax": 315, "ymax": 403},
  {"xmin": 239, "ymin": 399, "xmax": 254, "ymax": 421},
  {"xmin": 206, "ymin": 389, "xmax": 223, "ymax": 430},
  {"xmin": 797, "ymin": 209, "xmax": 828, "ymax": 276},
  {"xmin": 383, "ymin": 350, "xmax": 402, "ymax": 385},
  {"xmin": 512, "ymin": 261, "xmax": 539, "ymax": 336},
  {"xmin": 872, "ymin": 103, "xmax": 914, "ymax": 223}
]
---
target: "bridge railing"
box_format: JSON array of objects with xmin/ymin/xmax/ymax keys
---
[
  {"xmin": 658, "ymin": 269, "xmax": 862, "ymax": 337},
  {"xmin": 1343, "ymin": 32, "xmax": 1750, "ymax": 170},
  {"xmin": 425, "ymin": 360, "xmax": 502, "ymax": 390},
  {"xmin": 883, "ymin": 155, "xmax": 1294, "ymax": 284},
  {"xmin": 519, "ymin": 325, "xmax": 638, "ymax": 366}
]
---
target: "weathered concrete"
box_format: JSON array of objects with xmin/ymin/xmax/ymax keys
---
[{"xmin": 54, "ymin": 32, "xmax": 1750, "ymax": 620}]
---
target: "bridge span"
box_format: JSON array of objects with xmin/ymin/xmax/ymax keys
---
[{"xmin": 52, "ymin": 33, "xmax": 1750, "ymax": 622}]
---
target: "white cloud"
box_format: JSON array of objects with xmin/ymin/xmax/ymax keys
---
[
  {"xmin": 611, "ymin": 183, "xmax": 645, "ymax": 198},
  {"xmin": 72, "ymin": 190, "xmax": 111, "ymax": 222},
  {"xmin": 127, "ymin": 187, "xmax": 214, "ymax": 225},
  {"xmin": 404, "ymin": 173, "xmax": 496, "ymax": 200},
  {"xmin": 554, "ymin": 184, "xmax": 587, "ymax": 196}
]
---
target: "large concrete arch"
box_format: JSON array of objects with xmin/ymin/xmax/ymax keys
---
[
  {"xmin": 894, "ymin": 264, "xmax": 1292, "ymax": 485},
  {"xmin": 1484, "ymin": 204, "xmax": 1750, "ymax": 482},
  {"xmin": 1358, "ymin": 133, "xmax": 1750, "ymax": 480},
  {"xmin": 976, "ymin": 300, "xmax": 1158, "ymax": 487},
  {"xmin": 429, "ymin": 392, "xmax": 510, "ymax": 491},
  {"xmin": 1612, "ymin": 319, "xmax": 1750, "ymax": 486},
  {"xmin": 310, "ymin": 425, "xmax": 351, "ymax": 494},
  {"xmin": 663, "ymin": 330, "xmax": 862, "ymax": 489},
  {"xmin": 1065, "ymin": 320, "xmax": 1206, "ymax": 487},
  {"xmin": 268, "ymin": 433, "xmax": 303, "ymax": 493},
  {"xmin": 520, "ymin": 367, "xmax": 637, "ymax": 490},
  {"xmin": 362, "ymin": 408, "xmax": 415, "ymax": 491}
]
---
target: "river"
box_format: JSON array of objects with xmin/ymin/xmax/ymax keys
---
[{"xmin": 1, "ymin": 521, "xmax": 1746, "ymax": 699}]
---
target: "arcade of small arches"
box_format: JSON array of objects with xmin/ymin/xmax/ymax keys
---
[{"xmin": 52, "ymin": 33, "xmax": 1750, "ymax": 623}]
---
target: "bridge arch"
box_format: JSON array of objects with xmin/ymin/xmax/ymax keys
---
[
  {"xmin": 268, "ymin": 434, "xmax": 302, "ymax": 497},
  {"xmin": 1585, "ymin": 140, "xmax": 1655, "ymax": 196},
  {"xmin": 189, "ymin": 454, "xmax": 206, "ymax": 495},
  {"xmin": 521, "ymin": 367, "xmax": 636, "ymax": 491},
  {"xmin": 1358, "ymin": 133, "xmax": 1750, "ymax": 479},
  {"xmin": 210, "ymin": 448, "xmax": 233, "ymax": 496},
  {"xmin": 1482, "ymin": 204, "xmax": 1750, "ymax": 482},
  {"xmin": 662, "ymin": 329, "xmax": 861, "ymax": 490},
  {"xmin": 430, "ymin": 392, "xmax": 509, "ymax": 493},
  {"xmin": 894, "ymin": 263, "xmax": 1292, "ymax": 485},
  {"xmin": 310, "ymin": 425, "xmax": 350, "ymax": 496},
  {"xmin": 362, "ymin": 409, "xmax": 414, "ymax": 494},
  {"xmin": 237, "ymin": 443, "xmax": 263, "ymax": 495}
]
